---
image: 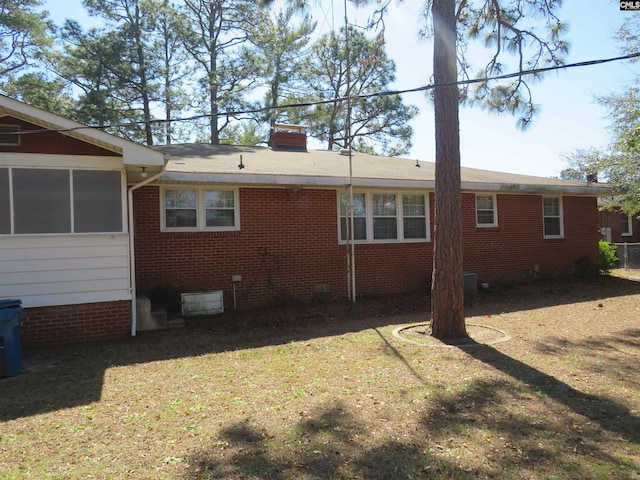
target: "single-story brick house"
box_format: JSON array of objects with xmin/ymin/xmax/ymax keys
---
[{"xmin": 1, "ymin": 96, "xmax": 612, "ymax": 346}]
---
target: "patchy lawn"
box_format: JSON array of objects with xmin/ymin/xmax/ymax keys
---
[{"xmin": 1, "ymin": 272, "xmax": 639, "ymax": 479}]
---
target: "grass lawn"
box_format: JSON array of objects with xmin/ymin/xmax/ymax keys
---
[{"xmin": 1, "ymin": 272, "xmax": 639, "ymax": 479}]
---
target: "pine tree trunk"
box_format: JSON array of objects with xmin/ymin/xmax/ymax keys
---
[{"xmin": 431, "ymin": 0, "xmax": 467, "ymax": 340}]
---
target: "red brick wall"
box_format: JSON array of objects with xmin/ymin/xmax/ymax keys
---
[
  {"xmin": 463, "ymin": 193, "xmax": 600, "ymax": 284},
  {"xmin": 133, "ymin": 186, "xmax": 600, "ymax": 311},
  {"xmin": 21, "ymin": 301, "xmax": 130, "ymax": 347}
]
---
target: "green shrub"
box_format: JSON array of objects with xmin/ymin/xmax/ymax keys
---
[{"xmin": 599, "ymin": 240, "xmax": 618, "ymax": 274}]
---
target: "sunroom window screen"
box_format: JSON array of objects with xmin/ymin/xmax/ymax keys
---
[
  {"xmin": 74, "ymin": 170, "xmax": 122, "ymax": 232},
  {"xmin": 0, "ymin": 168, "xmax": 9, "ymax": 234},
  {"xmin": 13, "ymin": 168, "xmax": 71, "ymax": 234}
]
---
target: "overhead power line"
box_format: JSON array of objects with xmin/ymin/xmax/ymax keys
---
[{"xmin": 4, "ymin": 51, "xmax": 640, "ymax": 137}]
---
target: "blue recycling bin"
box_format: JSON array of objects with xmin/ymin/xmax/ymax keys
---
[{"xmin": 0, "ymin": 299, "xmax": 23, "ymax": 377}]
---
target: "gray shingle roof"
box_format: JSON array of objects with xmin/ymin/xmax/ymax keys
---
[{"xmin": 155, "ymin": 143, "xmax": 611, "ymax": 196}]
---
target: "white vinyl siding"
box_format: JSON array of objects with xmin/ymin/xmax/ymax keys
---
[
  {"xmin": 0, "ymin": 234, "xmax": 131, "ymax": 308},
  {"xmin": 543, "ymin": 197, "xmax": 564, "ymax": 238},
  {"xmin": 339, "ymin": 191, "xmax": 429, "ymax": 243},
  {"xmin": 161, "ymin": 186, "xmax": 239, "ymax": 232},
  {"xmin": 476, "ymin": 194, "xmax": 498, "ymax": 227}
]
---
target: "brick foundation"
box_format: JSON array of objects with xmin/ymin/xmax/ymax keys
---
[{"xmin": 21, "ymin": 300, "xmax": 131, "ymax": 347}]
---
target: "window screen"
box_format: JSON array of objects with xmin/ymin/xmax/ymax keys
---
[
  {"xmin": 13, "ymin": 168, "xmax": 71, "ymax": 234},
  {"xmin": 74, "ymin": 170, "xmax": 123, "ymax": 232},
  {"xmin": 0, "ymin": 168, "xmax": 10, "ymax": 234}
]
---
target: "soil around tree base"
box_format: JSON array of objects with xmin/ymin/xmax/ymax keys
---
[{"xmin": 393, "ymin": 322, "xmax": 510, "ymax": 347}]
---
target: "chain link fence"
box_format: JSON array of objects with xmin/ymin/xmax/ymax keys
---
[{"xmin": 613, "ymin": 242, "xmax": 640, "ymax": 269}]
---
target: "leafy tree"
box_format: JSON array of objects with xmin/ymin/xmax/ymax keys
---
[
  {"xmin": 562, "ymin": 15, "xmax": 640, "ymax": 215},
  {"xmin": 294, "ymin": 26, "xmax": 416, "ymax": 156},
  {"xmin": 82, "ymin": 0, "xmax": 162, "ymax": 145},
  {"xmin": 153, "ymin": 0, "xmax": 196, "ymax": 144},
  {"xmin": 220, "ymin": 121, "xmax": 265, "ymax": 146},
  {"xmin": 1, "ymin": 72, "xmax": 75, "ymax": 116},
  {"xmin": 246, "ymin": 6, "xmax": 316, "ymax": 132},
  {"xmin": 55, "ymin": 21, "xmax": 137, "ymax": 136},
  {"xmin": 178, "ymin": 0, "xmax": 261, "ymax": 144},
  {"xmin": 0, "ymin": 0, "xmax": 52, "ymax": 79}
]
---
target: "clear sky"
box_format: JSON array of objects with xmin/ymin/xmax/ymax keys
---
[{"xmin": 43, "ymin": 0, "xmax": 639, "ymax": 178}]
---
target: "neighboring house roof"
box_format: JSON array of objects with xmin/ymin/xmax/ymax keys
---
[
  {"xmin": 156, "ymin": 143, "xmax": 612, "ymax": 196},
  {"xmin": 0, "ymin": 94, "xmax": 165, "ymax": 166}
]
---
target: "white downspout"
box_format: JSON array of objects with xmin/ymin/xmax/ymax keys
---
[{"xmin": 128, "ymin": 160, "xmax": 167, "ymax": 337}]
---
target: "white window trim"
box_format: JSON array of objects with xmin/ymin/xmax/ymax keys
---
[
  {"xmin": 543, "ymin": 196, "xmax": 564, "ymax": 239},
  {"xmin": 160, "ymin": 185, "xmax": 240, "ymax": 232},
  {"xmin": 621, "ymin": 213, "xmax": 633, "ymax": 237},
  {"xmin": 337, "ymin": 190, "xmax": 431, "ymax": 244},
  {"xmin": 475, "ymin": 193, "xmax": 498, "ymax": 227}
]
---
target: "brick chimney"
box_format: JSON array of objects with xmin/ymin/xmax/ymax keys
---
[{"xmin": 270, "ymin": 124, "xmax": 307, "ymax": 151}]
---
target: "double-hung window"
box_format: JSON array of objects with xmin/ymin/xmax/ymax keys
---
[
  {"xmin": 0, "ymin": 167, "xmax": 123, "ymax": 235},
  {"xmin": 372, "ymin": 194, "xmax": 397, "ymax": 240},
  {"xmin": 403, "ymin": 194, "xmax": 427, "ymax": 239},
  {"xmin": 543, "ymin": 197, "xmax": 563, "ymax": 238},
  {"xmin": 476, "ymin": 194, "xmax": 498, "ymax": 227},
  {"xmin": 621, "ymin": 213, "xmax": 633, "ymax": 237},
  {"xmin": 339, "ymin": 192, "xmax": 367, "ymax": 241},
  {"xmin": 339, "ymin": 191, "xmax": 429, "ymax": 243},
  {"xmin": 162, "ymin": 186, "xmax": 239, "ymax": 232}
]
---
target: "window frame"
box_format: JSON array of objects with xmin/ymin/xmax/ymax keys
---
[
  {"xmin": 0, "ymin": 167, "xmax": 125, "ymax": 236},
  {"xmin": 160, "ymin": 185, "xmax": 240, "ymax": 232},
  {"xmin": 338, "ymin": 190, "xmax": 430, "ymax": 244},
  {"xmin": 621, "ymin": 212, "xmax": 633, "ymax": 237},
  {"xmin": 475, "ymin": 193, "xmax": 498, "ymax": 227},
  {"xmin": 542, "ymin": 196, "xmax": 564, "ymax": 239}
]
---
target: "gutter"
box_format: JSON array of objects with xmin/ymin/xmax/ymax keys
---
[{"xmin": 127, "ymin": 158, "xmax": 168, "ymax": 337}]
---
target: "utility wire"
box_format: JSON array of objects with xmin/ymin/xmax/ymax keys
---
[{"xmin": 4, "ymin": 51, "xmax": 640, "ymax": 137}]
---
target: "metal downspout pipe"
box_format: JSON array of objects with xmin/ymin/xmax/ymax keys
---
[{"xmin": 128, "ymin": 161, "xmax": 167, "ymax": 336}]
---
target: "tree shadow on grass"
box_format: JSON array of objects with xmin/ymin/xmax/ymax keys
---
[
  {"xmin": 186, "ymin": 403, "xmax": 495, "ymax": 480},
  {"xmin": 3, "ymin": 276, "xmax": 639, "ymax": 423},
  {"xmin": 459, "ymin": 341, "xmax": 640, "ymax": 445}
]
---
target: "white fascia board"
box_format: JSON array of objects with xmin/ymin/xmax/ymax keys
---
[
  {"xmin": 162, "ymin": 172, "xmax": 435, "ymax": 189},
  {"xmin": 121, "ymin": 143, "xmax": 165, "ymax": 166},
  {"xmin": 160, "ymin": 171, "xmax": 610, "ymax": 196},
  {"xmin": 463, "ymin": 181, "xmax": 613, "ymax": 196},
  {"xmin": 1, "ymin": 95, "xmax": 164, "ymax": 167}
]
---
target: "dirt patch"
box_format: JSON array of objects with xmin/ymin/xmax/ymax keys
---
[{"xmin": 393, "ymin": 323, "xmax": 509, "ymax": 346}]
